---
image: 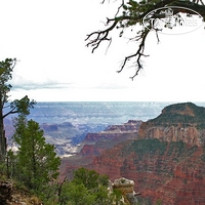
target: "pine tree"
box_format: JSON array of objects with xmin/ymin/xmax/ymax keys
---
[
  {"xmin": 0, "ymin": 58, "xmax": 35, "ymax": 160},
  {"xmin": 14, "ymin": 115, "xmax": 60, "ymax": 196},
  {"xmin": 59, "ymin": 168, "xmax": 115, "ymax": 205}
]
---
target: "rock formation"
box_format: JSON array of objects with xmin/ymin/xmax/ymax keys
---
[
  {"xmin": 112, "ymin": 177, "xmax": 139, "ymax": 205},
  {"xmin": 80, "ymin": 120, "xmax": 142, "ymax": 156},
  {"xmin": 60, "ymin": 102, "xmax": 205, "ymax": 204},
  {"xmin": 138, "ymin": 102, "xmax": 205, "ymax": 146},
  {"xmin": 60, "ymin": 120, "xmax": 142, "ymax": 182}
]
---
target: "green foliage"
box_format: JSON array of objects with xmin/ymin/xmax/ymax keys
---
[
  {"xmin": 155, "ymin": 199, "xmax": 162, "ymax": 205},
  {"xmin": 130, "ymin": 139, "xmax": 197, "ymax": 163},
  {"xmin": 14, "ymin": 116, "xmax": 60, "ymax": 197},
  {"xmin": 73, "ymin": 167, "xmax": 109, "ymax": 189},
  {"xmin": 131, "ymin": 139, "xmax": 167, "ymax": 158},
  {"xmin": 6, "ymin": 149, "xmax": 17, "ymax": 179},
  {"xmin": 201, "ymin": 154, "xmax": 205, "ymax": 162},
  {"xmin": 200, "ymin": 146, "xmax": 205, "ymax": 162},
  {"xmin": 0, "ymin": 149, "xmax": 15, "ymax": 180},
  {"xmin": 167, "ymin": 141, "xmax": 185, "ymax": 157},
  {"xmin": 0, "ymin": 59, "xmax": 35, "ymax": 114},
  {"xmin": 0, "ymin": 163, "xmax": 6, "ymax": 181},
  {"xmin": 0, "ymin": 58, "xmax": 35, "ymax": 159},
  {"xmin": 0, "ymin": 62, "xmax": 57, "ymax": 203},
  {"xmin": 60, "ymin": 182, "xmax": 96, "ymax": 205},
  {"xmin": 149, "ymin": 103, "xmax": 205, "ymax": 128},
  {"xmin": 112, "ymin": 189, "xmax": 124, "ymax": 205},
  {"xmin": 39, "ymin": 183, "xmax": 60, "ymax": 205},
  {"xmin": 0, "ymin": 58, "xmax": 16, "ymax": 159},
  {"xmin": 59, "ymin": 168, "xmax": 114, "ymax": 205},
  {"xmin": 10, "ymin": 95, "xmax": 36, "ymax": 116},
  {"xmin": 0, "ymin": 58, "xmax": 15, "ymax": 94}
]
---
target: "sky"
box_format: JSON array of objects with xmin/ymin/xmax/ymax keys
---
[{"xmin": 1, "ymin": 0, "xmax": 205, "ymax": 102}]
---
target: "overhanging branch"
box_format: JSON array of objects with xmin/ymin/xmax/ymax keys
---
[
  {"xmin": 171, "ymin": 1, "xmax": 205, "ymax": 17},
  {"xmin": 86, "ymin": 0, "xmax": 205, "ymax": 79},
  {"xmin": 85, "ymin": 20, "xmax": 119, "ymax": 53},
  {"xmin": 118, "ymin": 29, "xmax": 150, "ymax": 80}
]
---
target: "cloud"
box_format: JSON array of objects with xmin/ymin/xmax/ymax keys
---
[{"xmin": 12, "ymin": 82, "xmax": 72, "ymax": 90}]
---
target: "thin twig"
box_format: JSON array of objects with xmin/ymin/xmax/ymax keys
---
[
  {"xmin": 117, "ymin": 29, "xmax": 150, "ymax": 80},
  {"xmin": 86, "ymin": 20, "xmax": 118, "ymax": 53},
  {"xmin": 115, "ymin": 0, "xmax": 124, "ymax": 17}
]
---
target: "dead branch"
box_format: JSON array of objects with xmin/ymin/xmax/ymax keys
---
[
  {"xmin": 85, "ymin": 20, "xmax": 118, "ymax": 53},
  {"xmin": 115, "ymin": 0, "xmax": 125, "ymax": 17},
  {"xmin": 86, "ymin": 0, "xmax": 205, "ymax": 79},
  {"xmin": 117, "ymin": 29, "xmax": 150, "ymax": 80}
]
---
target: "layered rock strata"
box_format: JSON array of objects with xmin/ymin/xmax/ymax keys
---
[{"xmin": 61, "ymin": 103, "xmax": 205, "ymax": 205}]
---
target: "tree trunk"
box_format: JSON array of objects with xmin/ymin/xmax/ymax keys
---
[{"xmin": 0, "ymin": 114, "xmax": 6, "ymax": 161}]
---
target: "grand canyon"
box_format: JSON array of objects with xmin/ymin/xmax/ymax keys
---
[{"xmin": 60, "ymin": 102, "xmax": 205, "ymax": 204}]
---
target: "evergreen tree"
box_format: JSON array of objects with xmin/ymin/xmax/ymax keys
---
[
  {"xmin": 6, "ymin": 149, "xmax": 16, "ymax": 179},
  {"xmin": 60, "ymin": 182, "xmax": 96, "ymax": 205},
  {"xmin": 0, "ymin": 58, "xmax": 35, "ymax": 160},
  {"xmin": 59, "ymin": 168, "xmax": 116, "ymax": 205},
  {"xmin": 14, "ymin": 116, "xmax": 60, "ymax": 196}
]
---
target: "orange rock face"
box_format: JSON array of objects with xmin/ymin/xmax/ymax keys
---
[{"xmin": 138, "ymin": 123, "xmax": 205, "ymax": 147}]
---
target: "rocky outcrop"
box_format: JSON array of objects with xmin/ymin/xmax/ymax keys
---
[
  {"xmin": 112, "ymin": 177, "xmax": 139, "ymax": 205},
  {"xmin": 138, "ymin": 102, "xmax": 205, "ymax": 146},
  {"xmin": 138, "ymin": 123, "xmax": 205, "ymax": 146}
]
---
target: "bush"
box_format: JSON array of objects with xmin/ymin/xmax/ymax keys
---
[{"xmin": 59, "ymin": 168, "xmax": 113, "ymax": 205}]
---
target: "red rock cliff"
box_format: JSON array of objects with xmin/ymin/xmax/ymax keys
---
[
  {"xmin": 61, "ymin": 103, "xmax": 205, "ymax": 205},
  {"xmin": 88, "ymin": 103, "xmax": 205, "ymax": 204},
  {"xmin": 80, "ymin": 120, "xmax": 142, "ymax": 157}
]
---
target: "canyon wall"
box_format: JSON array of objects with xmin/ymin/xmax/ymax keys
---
[{"xmin": 61, "ymin": 103, "xmax": 205, "ymax": 204}]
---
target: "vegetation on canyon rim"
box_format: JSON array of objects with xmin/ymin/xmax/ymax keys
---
[
  {"xmin": 0, "ymin": 58, "xmax": 60, "ymax": 204},
  {"xmin": 0, "ymin": 58, "xmax": 122, "ymax": 205},
  {"xmin": 0, "ymin": 58, "xmax": 35, "ymax": 160},
  {"xmin": 1, "ymin": 58, "xmax": 205, "ymax": 204}
]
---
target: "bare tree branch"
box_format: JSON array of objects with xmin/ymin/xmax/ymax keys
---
[
  {"xmin": 193, "ymin": 0, "xmax": 204, "ymax": 5},
  {"xmin": 86, "ymin": 0, "xmax": 205, "ymax": 79},
  {"xmin": 115, "ymin": 0, "xmax": 125, "ymax": 17},
  {"xmin": 117, "ymin": 28, "xmax": 150, "ymax": 80},
  {"xmin": 155, "ymin": 29, "xmax": 160, "ymax": 43},
  {"xmin": 3, "ymin": 108, "xmax": 18, "ymax": 119},
  {"xmin": 85, "ymin": 20, "xmax": 119, "ymax": 53}
]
